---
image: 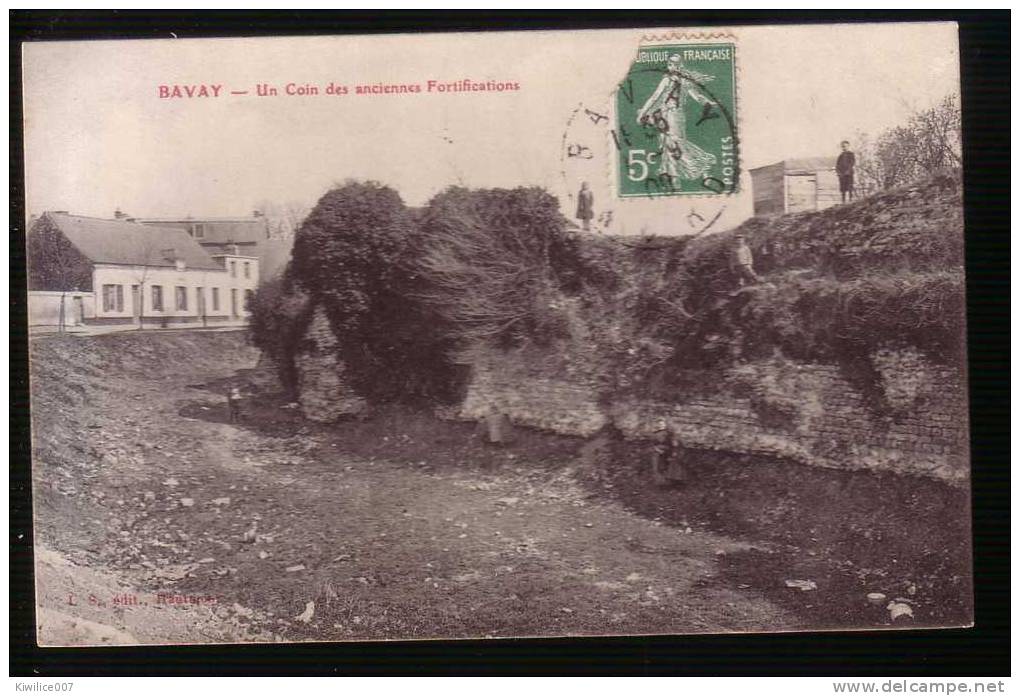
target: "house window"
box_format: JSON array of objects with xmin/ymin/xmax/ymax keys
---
[
  {"xmin": 230, "ymin": 261, "xmax": 237, "ymax": 278},
  {"xmin": 102, "ymin": 284, "xmax": 124, "ymax": 312},
  {"xmin": 212, "ymin": 287, "xmax": 220, "ymax": 312},
  {"xmin": 243, "ymin": 262, "xmax": 250, "ymax": 279},
  {"xmin": 152, "ymin": 285, "xmax": 164, "ymax": 311},
  {"xmin": 192, "ymin": 223, "xmax": 205, "ymax": 239},
  {"xmin": 231, "ymin": 289, "xmax": 238, "ymax": 317},
  {"xmin": 244, "ymin": 289, "xmax": 255, "ymax": 312},
  {"xmin": 175, "ymin": 286, "xmax": 188, "ymax": 311}
]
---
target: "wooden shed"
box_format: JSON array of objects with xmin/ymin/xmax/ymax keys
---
[{"xmin": 749, "ymin": 157, "xmax": 841, "ymax": 216}]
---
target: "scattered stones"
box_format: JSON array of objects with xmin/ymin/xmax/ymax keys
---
[
  {"xmin": 867, "ymin": 592, "xmax": 887, "ymax": 605},
  {"xmin": 784, "ymin": 579, "xmax": 818, "ymax": 592},
  {"xmin": 625, "ymin": 572, "xmax": 643, "ymax": 583},
  {"xmin": 295, "ymin": 601, "xmax": 315, "ymax": 623},
  {"xmin": 495, "ymin": 497, "xmax": 520, "ymax": 507},
  {"xmin": 888, "ymin": 601, "xmax": 914, "ymax": 621},
  {"xmin": 180, "ymin": 498, "xmax": 195, "ymax": 508},
  {"xmin": 164, "ymin": 478, "xmax": 179, "ymax": 488},
  {"xmin": 258, "ymin": 551, "xmax": 270, "ymax": 560},
  {"xmin": 285, "ymin": 564, "xmax": 306, "ymax": 573},
  {"xmin": 197, "ymin": 557, "xmax": 216, "ymax": 564},
  {"xmin": 210, "ymin": 497, "xmax": 231, "ymax": 506},
  {"xmin": 242, "ymin": 523, "xmax": 258, "ymax": 544}
]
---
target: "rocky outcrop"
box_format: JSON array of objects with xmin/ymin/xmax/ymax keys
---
[{"xmin": 293, "ymin": 306, "xmax": 365, "ymax": 422}]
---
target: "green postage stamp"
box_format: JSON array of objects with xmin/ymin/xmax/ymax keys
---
[{"xmin": 615, "ymin": 43, "xmax": 737, "ymax": 198}]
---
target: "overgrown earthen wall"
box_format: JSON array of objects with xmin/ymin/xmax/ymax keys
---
[{"xmin": 459, "ymin": 346, "xmax": 969, "ymax": 485}]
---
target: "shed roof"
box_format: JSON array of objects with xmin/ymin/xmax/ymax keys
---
[
  {"xmin": 40, "ymin": 212, "xmax": 223, "ymax": 270},
  {"xmin": 750, "ymin": 156, "xmax": 837, "ymax": 175}
]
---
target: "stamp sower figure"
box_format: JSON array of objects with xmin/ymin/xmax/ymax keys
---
[
  {"xmin": 731, "ymin": 232, "xmax": 760, "ymax": 285},
  {"xmin": 836, "ymin": 140, "xmax": 856, "ymax": 203},
  {"xmin": 227, "ymin": 386, "xmax": 242, "ymax": 423},
  {"xmin": 637, "ymin": 54, "xmax": 717, "ymax": 182},
  {"xmin": 575, "ymin": 181, "xmax": 594, "ymax": 231}
]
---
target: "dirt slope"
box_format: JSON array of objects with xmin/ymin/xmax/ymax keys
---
[{"xmin": 29, "ymin": 330, "xmax": 797, "ymax": 644}]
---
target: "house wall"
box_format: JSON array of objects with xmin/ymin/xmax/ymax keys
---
[
  {"xmin": 90, "ymin": 258, "xmax": 258, "ymax": 327},
  {"xmin": 28, "ymin": 291, "xmax": 96, "ymax": 327}
]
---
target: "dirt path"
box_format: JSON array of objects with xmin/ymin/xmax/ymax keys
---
[{"xmin": 32, "ymin": 334, "xmax": 798, "ymax": 644}]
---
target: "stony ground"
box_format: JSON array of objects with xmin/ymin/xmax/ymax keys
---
[{"xmin": 30, "ymin": 330, "xmax": 801, "ymax": 645}]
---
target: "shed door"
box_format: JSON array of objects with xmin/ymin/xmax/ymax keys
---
[{"xmin": 786, "ymin": 174, "xmax": 817, "ymax": 213}]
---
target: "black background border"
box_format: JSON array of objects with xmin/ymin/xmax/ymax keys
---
[{"xmin": 9, "ymin": 10, "xmax": 1009, "ymax": 677}]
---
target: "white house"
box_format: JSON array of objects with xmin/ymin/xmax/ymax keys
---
[{"xmin": 27, "ymin": 212, "xmax": 259, "ymax": 329}]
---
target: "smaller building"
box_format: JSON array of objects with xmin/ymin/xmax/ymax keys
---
[
  {"xmin": 750, "ymin": 157, "xmax": 842, "ymax": 216},
  {"xmin": 132, "ymin": 213, "xmax": 292, "ymax": 282},
  {"xmin": 27, "ymin": 212, "xmax": 259, "ymax": 329}
]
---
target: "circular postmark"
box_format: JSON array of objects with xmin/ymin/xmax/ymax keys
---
[{"xmin": 559, "ymin": 41, "xmax": 739, "ymax": 239}]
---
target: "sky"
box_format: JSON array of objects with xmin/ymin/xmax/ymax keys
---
[{"xmin": 23, "ymin": 22, "xmax": 960, "ymax": 235}]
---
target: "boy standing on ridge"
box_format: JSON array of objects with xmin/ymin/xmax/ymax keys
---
[{"xmin": 837, "ymin": 140, "xmax": 856, "ymax": 203}]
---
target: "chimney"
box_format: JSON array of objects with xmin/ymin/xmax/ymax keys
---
[
  {"xmin": 253, "ymin": 209, "xmax": 264, "ymax": 218},
  {"xmin": 114, "ymin": 208, "xmax": 128, "ymax": 219},
  {"xmin": 162, "ymin": 247, "xmax": 178, "ymax": 262}
]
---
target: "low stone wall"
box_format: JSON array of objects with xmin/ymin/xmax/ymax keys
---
[
  {"xmin": 460, "ymin": 365, "xmax": 606, "ymax": 436},
  {"xmin": 282, "ymin": 310, "xmax": 968, "ymax": 485},
  {"xmin": 460, "ymin": 347, "xmax": 969, "ymax": 485}
]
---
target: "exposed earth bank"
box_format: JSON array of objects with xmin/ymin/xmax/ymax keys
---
[{"xmin": 29, "ymin": 330, "xmax": 968, "ymax": 645}]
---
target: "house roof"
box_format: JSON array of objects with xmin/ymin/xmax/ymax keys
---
[
  {"xmin": 750, "ymin": 156, "xmax": 837, "ymax": 174},
  {"xmin": 41, "ymin": 212, "xmax": 223, "ymax": 270},
  {"xmin": 135, "ymin": 217, "xmax": 267, "ymax": 245}
]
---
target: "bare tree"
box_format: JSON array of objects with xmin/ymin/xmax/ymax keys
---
[
  {"xmin": 254, "ymin": 200, "xmax": 311, "ymax": 239},
  {"xmin": 854, "ymin": 94, "xmax": 962, "ymax": 193},
  {"xmin": 127, "ymin": 235, "xmax": 166, "ymax": 330}
]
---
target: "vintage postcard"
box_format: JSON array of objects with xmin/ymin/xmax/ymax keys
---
[{"xmin": 23, "ymin": 22, "xmax": 970, "ymax": 646}]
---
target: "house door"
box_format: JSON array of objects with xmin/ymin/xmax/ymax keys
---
[
  {"xmin": 786, "ymin": 175, "xmax": 818, "ymax": 213},
  {"xmin": 73, "ymin": 296, "xmax": 84, "ymax": 326},
  {"xmin": 196, "ymin": 287, "xmax": 207, "ymax": 327},
  {"xmin": 131, "ymin": 285, "xmax": 141, "ymax": 323}
]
